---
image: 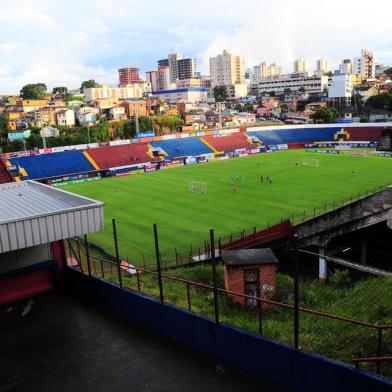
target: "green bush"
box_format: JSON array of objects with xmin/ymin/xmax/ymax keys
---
[{"xmin": 330, "ymin": 269, "xmax": 351, "ymax": 289}]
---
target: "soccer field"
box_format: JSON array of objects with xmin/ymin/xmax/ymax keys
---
[{"xmin": 65, "ymin": 149, "xmax": 392, "ymax": 265}]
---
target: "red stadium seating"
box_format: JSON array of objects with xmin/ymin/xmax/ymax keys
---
[
  {"xmin": 87, "ymin": 143, "xmax": 152, "ymax": 169},
  {"xmin": 0, "ymin": 161, "xmax": 10, "ymax": 184},
  {"xmin": 202, "ymin": 132, "xmax": 254, "ymax": 153}
]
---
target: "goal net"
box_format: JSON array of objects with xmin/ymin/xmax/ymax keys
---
[
  {"xmin": 188, "ymin": 181, "xmax": 207, "ymax": 193},
  {"xmin": 302, "ymin": 158, "xmax": 320, "ymax": 167}
]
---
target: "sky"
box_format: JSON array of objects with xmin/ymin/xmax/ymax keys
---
[{"xmin": 0, "ymin": 0, "xmax": 391, "ymax": 93}]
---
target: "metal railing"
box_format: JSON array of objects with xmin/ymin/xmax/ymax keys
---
[{"xmin": 66, "ymin": 226, "xmax": 392, "ymax": 378}]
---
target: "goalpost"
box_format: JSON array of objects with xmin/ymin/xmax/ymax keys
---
[
  {"xmin": 188, "ymin": 181, "xmax": 207, "ymax": 194},
  {"xmin": 302, "ymin": 158, "xmax": 320, "ymax": 167}
]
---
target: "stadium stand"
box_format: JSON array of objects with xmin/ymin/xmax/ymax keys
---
[
  {"xmin": 9, "ymin": 151, "xmax": 95, "ymax": 180},
  {"xmin": 247, "ymin": 125, "xmax": 384, "ymax": 145},
  {"xmin": 0, "ymin": 161, "xmax": 10, "ymax": 184},
  {"xmin": 87, "ymin": 143, "xmax": 151, "ymax": 169},
  {"xmin": 150, "ymin": 137, "xmax": 213, "ymax": 159},
  {"xmin": 201, "ymin": 132, "xmax": 254, "ymax": 153}
]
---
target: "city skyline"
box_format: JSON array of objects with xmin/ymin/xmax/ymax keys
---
[{"xmin": 0, "ymin": 0, "xmax": 391, "ymax": 93}]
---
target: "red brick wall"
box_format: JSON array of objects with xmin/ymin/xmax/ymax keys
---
[
  {"xmin": 224, "ymin": 266, "xmax": 245, "ymax": 304},
  {"xmin": 259, "ymin": 264, "xmax": 277, "ymax": 309},
  {"xmin": 224, "ymin": 264, "xmax": 277, "ymax": 307}
]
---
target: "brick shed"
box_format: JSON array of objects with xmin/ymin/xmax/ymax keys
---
[{"xmin": 222, "ymin": 248, "xmax": 278, "ymax": 308}]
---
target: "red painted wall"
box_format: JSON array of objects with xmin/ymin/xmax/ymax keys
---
[{"xmin": 0, "ymin": 240, "xmax": 66, "ymax": 306}]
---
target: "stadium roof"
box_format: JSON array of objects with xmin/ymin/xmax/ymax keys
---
[
  {"xmin": 221, "ymin": 249, "xmax": 278, "ymax": 266},
  {"xmin": 0, "ymin": 181, "xmax": 104, "ymax": 253}
]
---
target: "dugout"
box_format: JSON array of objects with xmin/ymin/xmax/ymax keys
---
[
  {"xmin": 0, "ymin": 181, "xmax": 104, "ymax": 305},
  {"xmin": 378, "ymin": 127, "xmax": 392, "ymax": 151}
]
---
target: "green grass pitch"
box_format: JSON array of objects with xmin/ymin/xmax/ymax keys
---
[{"xmin": 65, "ymin": 149, "xmax": 392, "ymax": 265}]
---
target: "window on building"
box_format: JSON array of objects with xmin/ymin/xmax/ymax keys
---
[{"xmin": 244, "ymin": 268, "xmax": 259, "ymax": 307}]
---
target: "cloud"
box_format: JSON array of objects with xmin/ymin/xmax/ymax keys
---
[{"xmin": 0, "ymin": 0, "xmax": 391, "ymax": 92}]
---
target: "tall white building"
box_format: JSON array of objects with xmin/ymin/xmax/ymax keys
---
[
  {"xmin": 294, "ymin": 58, "xmax": 309, "ymax": 73},
  {"xmin": 353, "ymin": 49, "xmax": 375, "ymax": 79},
  {"xmin": 168, "ymin": 52, "xmax": 183, "ymax": 83},
  {"xmin": 328, "ymin": 74, "xmax": 353, "ymax": 109},
  {"xmin": 316, "ymin": 58, "xmax": 330, "ymax": 73},
  {"xmin": 339, "ymin": 59, "xmax": 353, "ymax": 75},
  {"xmin": 253, "ymin": 62, "xmax": 282, "ymax": 82},
  {"xmin": 146, "ymin": 67, "xmax": 171, "ymax": 92},
  {"xmin": 209, "ymin": 50, "xmax": 245, "ymax": 87}
]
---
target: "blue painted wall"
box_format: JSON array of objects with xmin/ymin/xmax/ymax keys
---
[{"xmin": 65, "ymin": 268, "xmax": 392, "ymax": 392}]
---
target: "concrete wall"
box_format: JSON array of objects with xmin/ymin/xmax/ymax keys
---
[{"xmin": 65, "ymin": 267, "xmax": 391, "ymax": 392}]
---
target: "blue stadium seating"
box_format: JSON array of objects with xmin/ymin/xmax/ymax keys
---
[
  {"xmin": 150, "ymin": 137, "xmax": 213, "ymax": 158},
  {"xmin": 247, "ymin": 127, "xmax": 339, "ymax": 145},
  {"xmin": 10, "ymin": 150, "xmax": 95, "ymax": 180}
]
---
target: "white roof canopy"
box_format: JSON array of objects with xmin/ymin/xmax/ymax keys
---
[{"xmin": 0, "ymin": 181, "xmax": 104, "ymax": 253}]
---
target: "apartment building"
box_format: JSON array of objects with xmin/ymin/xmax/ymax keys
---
[
  {"xmin": 84, "ymin": 82, "xmax": 151, "ymax": 101},
  {"xmin": 253, "ymin": 74, "xmax": 329, "ymax": 94},
  {"xmin": 168, "ymin": 52, "xmax": 182, "ymax": 83},
  {"xmin": 353, "ymin": 49, "xmax": 375, "ymax": 79},
  {"xmin": 316, "ymin": 58, "xmax": 330, "ymax": 73},
  {"xmin": 339, "ymin": 59, "xmax": 353, "ymax": 75},
  {"xmin": 209, "ymin": 50, "xmax": 245, "ymax": 87},
  {"xmin": 328, "ymin": 74, "xmax": 353, "ymax": 109},
  {"xmin": 118, "ymin": 67, "xmax": 140, "ymax": 85},
  {"xmin": 294, "ymin": 58, "xmax": 309, "ymax": 73},
  {"xmin": 177, "ymin": 58, "xmax": 196, "ymax": 80},
  {"xmin": 252, "ymin": 62, "xmax": 282, "ymax": 82}
]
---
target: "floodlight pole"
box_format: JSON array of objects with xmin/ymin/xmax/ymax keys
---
[{"xmin": 135, "ymin": 105, "xmax": 140, "ymax": 134}]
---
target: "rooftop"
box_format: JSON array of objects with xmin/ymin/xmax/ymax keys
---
[
  {"xmin": 0, "ymin": 181, "xmax": 104, "ymax": 253},
  {"xmin": 222, "ymin": 248, "xmax": 279, "ymax": 266}
]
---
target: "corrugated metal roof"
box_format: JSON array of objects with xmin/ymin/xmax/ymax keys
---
[
  {"xmin": 0, "ymin": 181, "xmax": 104, "ymax": 253},
  {"xmin": 0, "ymin": 181, "xmax": 102, "ymax": 224},
  {"xmin": 222, "ymin": 249, "xmax": 278, "ymax": 266}
]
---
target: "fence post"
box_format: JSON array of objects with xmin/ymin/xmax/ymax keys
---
[
  {"xmin": 218, "ymin": 237, "xmax": 222, "ymax": 257},
  {"xmin": 210, "ymin": 229, "xmax": 219, "ymax": 324},
  {"xmin": 258, "ymin": 299, "xmax": 263, "ymax": 335},
  {"xmin": 153, "ymin": 223, "xmax": 164, "ymax": 303},
  {"xmin": 376, "ymin": 328, "xmax": 383, "ymax": 374},
  {"xmin": 84, "ymin": 234, "xmax": 91, "ymax": 276},
  {"xmin": 186, "ymin": 282, "xmax": 191, "ymax": 311},
  {"xmin": 136, "ymin": 268, "xmax": 141, "ymax": 292},
  {"xmin": 292, "ymin": 234, "xmax": 299, "ymax": 351},
  {"xmin": 76, "ymin": 239, "xmax": 82, "ymax": 264},
  {"xmin": 112, "ymin": 219, "xmax": 122, "ymax": 288}
]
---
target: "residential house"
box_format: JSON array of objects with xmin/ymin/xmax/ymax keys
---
[
  {"xmin": 76, "ymin": 107, "xmax": 99, "ymax": 126},
  {"xmin": 120, "ymin": 100, "xmax": 148, "ymax": 117},
  {"xmin": 56, "ymin": 109, "xmax": 75, "ymax": 127},
  {"xmin": 16, "ymin": 99, "xmax": 49, "ymax": 113}
]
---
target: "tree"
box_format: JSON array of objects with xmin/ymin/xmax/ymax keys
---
[
  {"xmin": 284, "ymin": 87, "xmax": 292, "ymax": 96},
  {"xmin": 213, "ymin": 85, "xmax": 228, "ymax": 102},
  {"xmin": 20, "ymin": 83, "xmax": 47, "ymax": 99},
  {"xmin": 269, "ymin": 91, "xmax": 276, "ymax": 97},
  {"xmin": 52, "ymin": 86, "xmax": 68, "ymax": 95},
  {"xmin": 0, "ymin": 116, "xmax": 9, "ymax": 143},
  {"xmin": 384, "ymin": 67, "xmax": 392, "ymax": 78},
  {"xmin": 311, "ymin": 107, "xmax": 338, "ymax": 123},
  {"xmin": 243, "ymin": 102, "xmax": 254, "ymax": 113},
  {"xmin": 364, "ymin": 92, "xmax": 392, "ymax": 112},
  {"xmin": 298, "ymin": 86, "xmax": 306, "ymax": 94},
  {"xmin": 80, "ymin": 79, "xmax": 100, "ymax": 93}
]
